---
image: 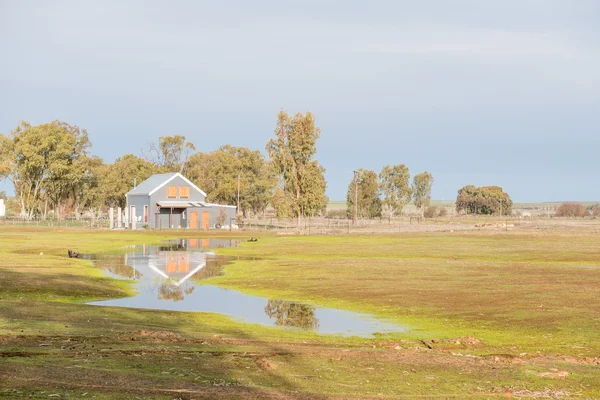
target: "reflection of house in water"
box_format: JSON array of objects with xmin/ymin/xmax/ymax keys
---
[{"xmin": 94, "ymin": 240, "xmax": 233, "ymax": 302}]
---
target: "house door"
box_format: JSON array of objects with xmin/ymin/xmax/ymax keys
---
[
  {"xmin": 189, "ymin": 212, "xmax": 198, "ymax": 229},
  {"xmin": 202, "ymin": 212, "xmax": 210, "ymax": 230}
]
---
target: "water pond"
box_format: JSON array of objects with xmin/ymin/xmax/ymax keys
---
[{"xmin": 87, "ymin": 239, "xmax": 406, "ymax": 337}]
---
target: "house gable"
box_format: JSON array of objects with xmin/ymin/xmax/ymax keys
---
[
  {"xmin": 148, "ymin": 173, "xmax": 207, "ymax": 198},
  {"xmin": 148, "ymin": 174, "xmax": 206, "ymax": 204}
]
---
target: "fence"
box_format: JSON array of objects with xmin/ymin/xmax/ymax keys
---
[{"xmin": 0, "ymin": 216, "xmax": 110, "ymax": 229}]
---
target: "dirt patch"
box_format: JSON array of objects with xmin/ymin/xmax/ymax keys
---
[
  {"xmin": 526, "ymin": 369, "xmax": 570, "ymax": 380},
  {"xmin": 256, "ymin": 358, "xmax": 278, "ymax": 370},
  {"xmin": 443, "ymin": 336, "xmax": 482, "ymax": 346},
  {"xmin": 0, "ymin": 351, "xmax": 39, "ymax": 358},
  {"xmin": 138, "ymin": 330, "xmax": 180, "ymax": 340}
]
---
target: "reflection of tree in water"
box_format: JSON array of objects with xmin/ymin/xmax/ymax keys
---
[
  {"xmin": 157, "ymin": 278, "xmax": 196, "ymax": 302},
  {"xmin": 94, "ymin": 255, "xmax": 140, "ymax": 279},
  {"xmin": 157, "ymin": 280, "xmax": 191, "ymax": 302},
  {"xmin": 264, "ymin": 300, "xmax": 319, "ymax": 330},
  {"xmin": 191, "ymin": 256, "xmax": 229, "ymax": 280}
]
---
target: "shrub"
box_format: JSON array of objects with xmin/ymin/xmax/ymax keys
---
[
  {"xmin": 588, "ymin": 203, "xmax": 600, "ymax": 217},
  {"xmin": 326, "ymin": 209, "xmax": 348, "ymax": 219},
  {"xmin": 423, "ymin": 206, "xmax": 438, "ymax": 218},
  {"xmin": 424, "ymin": 206, "xmax": 449, "ymax": 218},
  {"xmin": 555, "ymin": 202, "xmax": 587, "ymax": 217}
]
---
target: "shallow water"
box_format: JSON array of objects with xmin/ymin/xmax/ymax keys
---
[{"xmin": 87, "ymin": 239, "xmax": 406, "ymax": 337}]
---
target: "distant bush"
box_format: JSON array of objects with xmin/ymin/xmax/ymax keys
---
[
  {"xmin": 424, "ymin": 206, "xmax": 448, "ymax": 218},
  {"xmin": 588, "ymin": 203, "xmax": 600, "ymax": 217},
  {"xmin": 423, "ymin": 206, "xmax": 437, "ymax": 218},
  {"xmin": 555, "ymin": 202, "xmax": 587, "ymax": 217},
  {"xmin": 455, "ymin": 185, "xmax": 512, "ymax": 215},
  {"xmin": 326, "ymin": 209, "xmax": 348, "ymax": 219}
]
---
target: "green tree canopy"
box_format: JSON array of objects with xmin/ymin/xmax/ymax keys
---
[
  {"xmin": 144, "ymin": 135, "xmax": 196, "ymax": 173},
  {"xmin": 412, "ymin": 171, "xmax": 434, "ymax": 212},
  {"xmin": 100, "ymin": 154, "xmax": 160, "ymax": 208},
  {"xmin": 186, "ymin": 145, "xmax": 275, "ymax": 216},
  {"xmin": 266, "ymin": 110, "xmax": 327, "ymax": 223},
  {"xmin": 347, "ymin": 169, "xmax": 382, "ymax": 219},
  {"xmin": 379, "ymin": 164, "xmax": 412, "ymax": 219},
  {"xmin": 455, "ymin": 185, "xmax": 512, "ymax": 215},
  {"xmin": 1, "ymin": 121, "xmax": 91, "ymax": 219}
]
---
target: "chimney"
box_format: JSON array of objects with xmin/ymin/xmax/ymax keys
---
[{"xmin": 134, "ymin": 177, "xmax": 137, "ymax": 188}]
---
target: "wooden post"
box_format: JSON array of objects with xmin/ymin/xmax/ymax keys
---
[
  {"xmin": 353, "ymin": 170, "xmax": 358, "ymax": 225},
  {"xmin": 237, "ymin": 173, "xmax": 241, "ymax": 212}
]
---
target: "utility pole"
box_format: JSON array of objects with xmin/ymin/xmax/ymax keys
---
[
  {"xmin": 237, "ymin": 173, "xmax": 241, "ymax": 213},
  {"xmin": 353, "ymin": 170, "xmax": 358, "ymax": 225}
]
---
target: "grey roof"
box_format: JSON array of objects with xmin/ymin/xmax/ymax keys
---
[
  {"xmin": 127, "ymin": 173, "xmax": 179, "ymax": 195},
  {"xmin": 156, "ymin": 200, "xmax": 237, "ymax": 209}
]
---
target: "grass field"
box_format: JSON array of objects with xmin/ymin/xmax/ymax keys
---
[{"xmin": 1, "ymin": 226, "xmax": 599, "ymax": 399}]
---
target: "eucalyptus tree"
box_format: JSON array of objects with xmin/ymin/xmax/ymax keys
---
[
  {"xmin": 186, "ymin": 145, "xmax": 275, "ymax": 216},
  {"xmin": 100, "ymin": 154, "xmax": 159, "ymax": 208},
  {"xmin": 346, "ymin": 169, "xmax": 381, "ymax": 219},
  {"xmin": 0, "ymin": 121, "xmax": 90, "ymax": 219},
  {"xmin": 379, "ymin": 164, "xmax": 412, "ymax": 219},
  {"xmin": 412, "ymin": 171, "xmax": 434, "ymax": 214},
  {"xmin": 143, "ymin": 134, "xmax": 196, "ymax": 173},
  {"xmin": 266, "ymin": 110, "xmax": 327, "ymax": 224},
  {"xmin": 455, "ymin": 185, "xmax": 512, "ymax": 215}
]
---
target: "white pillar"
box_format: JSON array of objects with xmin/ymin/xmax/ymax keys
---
[
  {"xmin": 131, "ymin": 206, "xmax": 136, "ymax": 230},
  {"xmin": 109, "ymin": 208, "xmax": 114, "ymax": 229},
  {"xmin": 117, "ymin": 207, "xmax": 122, "ymax": 228}
]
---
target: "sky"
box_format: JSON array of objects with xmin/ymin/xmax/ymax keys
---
[{"xmin": 1, "ymin": 0, "xmax": 599, "ymax": 202}]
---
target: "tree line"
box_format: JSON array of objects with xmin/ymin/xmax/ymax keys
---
[
  {"xmin": 345, "ymin": 166, "xmax": 434, "ymax": 219},
  {"xmin": 0, "ymin": 111, "xmax": 326, "ymax": 223},
  {"xmin": 1, "ymin": 111, "xmax": 523, "ymax": 222}
]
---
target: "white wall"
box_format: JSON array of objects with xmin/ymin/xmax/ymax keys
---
[{"xmin": 0, "ymin": 199, "xmax": 5, "ymax": 217}]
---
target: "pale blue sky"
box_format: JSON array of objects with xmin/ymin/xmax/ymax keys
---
[{"xmin": 1, "ymin": 0, "xmax": 599, "ymax": 201}]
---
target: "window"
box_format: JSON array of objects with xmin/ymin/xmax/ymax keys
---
[
  {"xmin": 179, "ymin": 186, "xmax": 190, "ymax": 198},
  {"xmin": 143, "ymin": 206, "xmax": 148, "ymax": 223},
  {"xmin": 167, "ymin": 186, "xmax": 177, "ymax": 198}
]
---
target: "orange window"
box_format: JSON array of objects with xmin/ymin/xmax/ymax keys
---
[
  {"xmin": 167, "ymin": 186, "xmax": 177, "ymax": 198},
  {"xmin": 179, "ymin": 186, "xmax": 190, "ymax": 198}
]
